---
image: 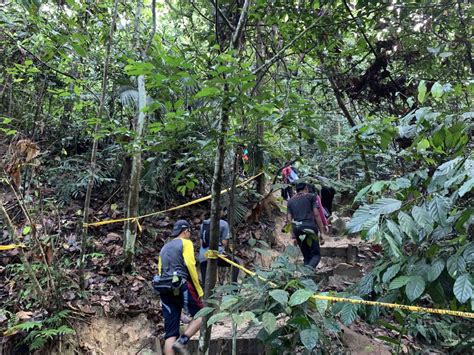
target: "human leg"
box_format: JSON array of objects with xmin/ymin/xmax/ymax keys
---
[
  {"xmin": 307, "ymin": 234, "xmax": 321, "ymax": 269},
  {"xmin": 200, "ymin": 261, "xmax": 207, "ymax": 285},
  {"xmin": 161, "ymin": 293, "xmax": 182, "ymax": 355},
  {"xmin": 171, "ymin": 282, "xmax": 203, "ymax": 354},
  {"xmin": 294, "ymin": 228, "xmax": 311, "ymax": 265}
]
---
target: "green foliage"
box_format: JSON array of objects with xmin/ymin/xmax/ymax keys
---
[
  {"xmin": 196, "ymin": 247, "xmax": 340, "ymax": 351},
  {"xmin": 350, "ymin": 93, "xmax": 473, "ymax": 350},
  {"xmin": 6, "ymin": 310, "xmax": 74, "ymax": 352}
]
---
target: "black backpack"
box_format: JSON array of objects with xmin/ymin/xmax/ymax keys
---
[{"xmin": 201, "ymin": 222, "xmax": 211, "ymax": 248}]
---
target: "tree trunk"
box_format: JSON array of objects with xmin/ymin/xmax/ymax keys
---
[
  {"xmin": 199, "ymin": 2, "xmax": 250, "ymax": 353},
  {"xmin": 123, "ymin": 75, "xmax": 147, "ymax": 269},
  {"xmin": 79, "ymin": 0, "xmax": 119, "ymax": 290},
  {"xmin": 199, "ymin": 85, "xmax": 230, "ymax": 355},
  {"xmin": 254, "ymin": 22, "xmax": 266, "ymax": 195}
]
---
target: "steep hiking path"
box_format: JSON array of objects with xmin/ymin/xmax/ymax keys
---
[{"xmin": 188, "ymin": 191, "xmax": 390, "ymax": 354}]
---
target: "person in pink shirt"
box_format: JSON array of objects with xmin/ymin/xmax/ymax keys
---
[
  {"xmin": 281, "ymin": 162, "xmax": 299, "ymax": 200},
  {"xmin": 307, "ymin": 184, "xmax": 330, "ymax": 244}
]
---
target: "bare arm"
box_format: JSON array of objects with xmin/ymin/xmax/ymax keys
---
[
  {"xmin": 221, "ymin": 239, "xmax": 229, "ymax": 251},
  {"xmin": 313, "ymin": 208, "xmax": 326, "ymax": 237}
]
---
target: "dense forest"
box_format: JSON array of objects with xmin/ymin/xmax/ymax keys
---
[{"xmin": 0, "ymin": 0, "xmax": 472, "ymax": 354}]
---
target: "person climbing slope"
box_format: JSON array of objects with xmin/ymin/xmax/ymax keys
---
[
  {"xmin": 307, "ymin": 183, "xmax": 330, "ymax": 245},
  {"xmin": 281, "ymin": 161, "xmax": 299, "ymax": 200},
  {"xmin": 153, "ymin": 220, "xmax": 203, "ymax": 355},
  {"xmin": 286, "ymin": 182, "xmax": 328, "ymax": 269}
]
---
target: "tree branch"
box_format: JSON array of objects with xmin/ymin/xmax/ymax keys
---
[
  {"xmin": 252, "ymin": 15, "xmax": 324, "ymax": 75},
  {"xmin": 209, "ymin": 0, "xmax": 235, "ymax": 31},
  {"xmin": 231, "ymin": 0, "xmax": 250, "ymax": 50}
]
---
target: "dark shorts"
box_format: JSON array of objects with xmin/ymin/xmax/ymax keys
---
[
  {"xmin": 160, "ymin": 281, "xmax": 203, "ymax": 339},
  {"xmin": 293, "ymin": 224, "xmax": 321, "ymax": 269}
]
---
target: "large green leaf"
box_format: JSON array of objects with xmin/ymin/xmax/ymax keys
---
[
  {"xmin": 193, "ymin": 307, "xmax": 214, "ymax": 319},
  {"xmin": 269, "ymin": 289, "xmax": 289, "ymax": 305},
  {"xmin": 382, "ymin": 264, "xmax": 401, "ymax": 284},
  {"xmin": 348, "ymin": 198, "xmax": 401, "ymax": 233},
  {"xmin": 427, "ymin": 259, "xmax": 445, "ymax": 282},
  {"xmin": 412, "ymin": 206, "xmax": 433, "ymax": 235},
  {"xmin": 220, "ymin": 295, "xmax": 239, "ymax": 310},
  {"xmin": 194, "ymin": 87, "xmax": 221, "ymax": 98},
  {"xmin": 459, "ymin": 178, "xmax": 474, "ymax": 197},
  {"xmin": 389, "ymin": 276, "xmax": 411, "ymax": 290},
  {"xmin": 124, "ymin": 62, "xmax": 154, "ymax": 76},
  {"xmin": 431, "ymin": 82, "xmax": 443, "ymax": 99},
  {"xmin": 315, "ymin": 293, "xmax": 329, "ymax": 314},
  {"xmin": 429, "ymin": 196, "xmax": 450, "ymax": 226},
  {"xmin": 207, "ymin": 312, "xmax": 229, "ymax": 326},
  {"xmin": 453, "ymin": 274, "xmax": 472, "ymax": 304},
  {"xmin": 418, "ymin": 80, "xmax": 427, "ymax": 103},
  {"xmin": 340, "ymin": 303, "xmax": 358, "ymax": 325},
  {"xmin": 232, "ymin": 311, "xmax": 257, "ymax": 326},
  {"xmin": 447, "ymin": 255, "xmax": 467, "ymax": 278},
  {"xmin": 347, "ymin": 205, "xmax": 372, "ymax": 233},
  {"xmin": 383, "ymin": 232, "xmax": 402, "ymax": 259},
  {"xmin": 357, "ymin": 274, "xmax": 374, "ymax": 296},
  {"xmin": 261, "ymin": 312, "xmax": 277, "ymax": 335},
  {"xmin": 300, "ymin": 328, "xmax": 319, "ymax": 350},
  {"xmin": 398, "ymin": 212, "xmax": 418, "ymax": 241},
  {"xmin": 386, "ymin": 220, "xmax": 403, "ymax": 244},
  {"xmin": 462, "ymin": 243, "xmax": 474, "ymax": 263},
  {"xmin": 289, "ymin": 289, "xmax": 314, "ymax": 306},
  {"xmin": 405, "ymin": 276, "xmax": 425, "ymax": 301},
  {"xmin": 370, "ymin": 198, "xmax": 402, "ymax": 215}
]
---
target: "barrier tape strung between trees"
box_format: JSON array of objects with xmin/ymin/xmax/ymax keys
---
[
  {"xmin": 0, "ymin": 244, "xmax": 25, "ymax": 251},
  {"xmin": 84, "ymin": 172, "xmax": 264, "ymax": 228},
  {"xmin": 205, "ymin": 250, "xmax": 474, "ymax": 319}
]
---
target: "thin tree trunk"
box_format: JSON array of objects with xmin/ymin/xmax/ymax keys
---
[
  {"xmin": 254, "ymin": 21, "xmax": 266, "ymax": 195},
  {"xmin": 200, "ymin": 2, "xmax": 251, "ymax": 353},
  {"xmin": 79, "ymin": 0, "xmax": 120, "ymax": 290},
  {"xmin": 227, "ymin": 149, "xmax": 239, "ymax": 277},
  {"xmin": 123, "ymin": 75, "xmax": 147, "ymax": 268},
  {"xmin": 199, "ymin": 85, "xmax": 230, "ymax": 355}
]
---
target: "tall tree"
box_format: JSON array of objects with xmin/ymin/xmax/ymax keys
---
[
  {"xmin": 79, "ymin": 0, "xmax": 120, "ymax": 289},
  {"xmin": 199, "ymin": 1, "xmax": 250, "ymax": 353}
]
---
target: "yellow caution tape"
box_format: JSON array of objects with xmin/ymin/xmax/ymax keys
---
[
  {"xmin": 213, "ymin": 253, "xmax": 474, "ymax": 319},
  {"xmin": 84, "ymin": 172, "xmax": 263, "ymax": 228},
  {"xmin": 0, "ymin": 244, "xmax": 26, "ymax": 251}
]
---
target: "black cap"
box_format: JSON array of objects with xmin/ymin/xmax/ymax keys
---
[{"xmin": 170, "ymin": 219, "xmax": 190, "ymax": 237}]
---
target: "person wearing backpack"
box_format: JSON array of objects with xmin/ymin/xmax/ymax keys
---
[
  {"xmin": 281, "ymin": 162, "xmax": 299, "ymax": 200},
  {"xmin": 153, "ymin": 220, "xmax": 203, "ymax": 355},
  {"xmin": 198, "ymin": 215, "xmax": 240, "ymax": 285},
  {"xmin": 307, "ymin": 183, "xmax": 330, "ymax": 244},
  {"xmin": 286, "ymin": 182, "xmax": 328, "ymax": 269}
]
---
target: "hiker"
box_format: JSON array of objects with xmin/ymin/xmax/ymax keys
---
[
  {"xmin": 286, "ymin": 182, "xmax": 328, "ymax": 269},
  {"xmin": 153, "ymin": 220, "xmax": 203, "ymax": 355},
  {"xmin": 320, "ymin": 185, "xmax": 336, "ymax": 215},
  {"xmin": 307, "ymin": 184, "xmax": 330, "ymax": 242},
  {"xmin": 199, "ymin": 214, "xmax": 241, "ymax": 285},
  {"xmin": 281, "ymin": 162, "xmax": 299, "ymax": 200}
]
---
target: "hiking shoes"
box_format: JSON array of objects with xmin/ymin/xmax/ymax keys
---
[{"xmin": 172, "ymin": 341, "xmax": 189, "ymax": 355}]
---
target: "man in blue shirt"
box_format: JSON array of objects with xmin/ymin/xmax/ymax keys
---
[{"xmin": 198, "ymin": 217, "xmax": 241, "ymax": 285}]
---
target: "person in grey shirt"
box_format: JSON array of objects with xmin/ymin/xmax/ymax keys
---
[{"xmin": 199, "ymin": 217, "xmax": 241, "ymax": 285}]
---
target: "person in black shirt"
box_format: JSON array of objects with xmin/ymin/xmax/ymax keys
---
[{"xmin": 286, "ymin": 182, "xmax": 328, "ymax": 269}]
